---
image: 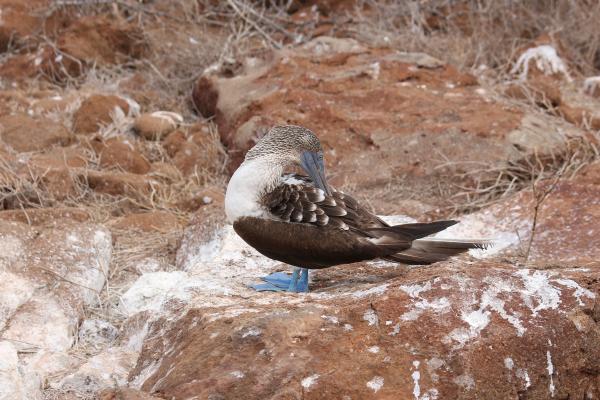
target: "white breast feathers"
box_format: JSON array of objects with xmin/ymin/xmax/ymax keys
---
[{"xmin": 225, "ymin": 158, "xmax": 283, "ymax": 222}]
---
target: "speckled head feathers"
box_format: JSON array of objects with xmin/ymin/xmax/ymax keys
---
[{"xmin": 245, "ymin": 125, "xmax": 322, "ymax": 161}]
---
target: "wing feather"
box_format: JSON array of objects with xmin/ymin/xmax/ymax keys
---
[{"xmin": 263, "ymin": 174, "xmax": 380, "ymax": 231}]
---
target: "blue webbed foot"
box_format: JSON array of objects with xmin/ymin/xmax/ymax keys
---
[
  {"xmin": 262, "ymin": 272, "xmax": 294, "ymax": 288},
  {"xmin": 250, "ymin": 268, "xmax": 310, "ymax": 293},
  {"xmin": 251, "ymin": 282, "xmax": 290, "ymax": 291}
]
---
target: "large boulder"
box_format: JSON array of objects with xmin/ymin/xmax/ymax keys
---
[
  {"xmin": 0, "ymin": 218, "xmax": 113, "ymax": 398},
  {"xmin": 128, "ymin": 262, "xmax": 598, "ymax": 399}
]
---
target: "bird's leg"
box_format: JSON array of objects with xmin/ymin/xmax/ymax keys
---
[
  {"xmin": 297, "ymin": 268, "xmax": 309, "ymax": 292},
  {"xmin": 250, "ymin": 267, "xmax": 310, "ymax": 292},
  {"xmin": 287, "ymin": 267, "xmax": 301, "ymax": 292}
]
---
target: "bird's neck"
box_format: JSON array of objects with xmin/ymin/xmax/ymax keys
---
[{"xmin": 225, "ymin": 157, "xmax": 284, "ymax": 222}]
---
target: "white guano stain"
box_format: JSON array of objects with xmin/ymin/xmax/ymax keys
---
[
  {"xmin": 351, "ymin": 284, "xmax": 389, "ymax": 298},
  {"xmin": 504, "ymin": 357, "xmax": 514, "ymax": 370},
  {"xmin": 515, "ymin": 269, "xmax": 561, "ymax": 316},
  {"xmin": 516, "ymin": 368, "xmax": 531, "ymax": 389},
  {"xmin": 554, "ymin": 278, "xmax": 595, "ymax": 306},
  {"xmin": 388, "ymin": 323, "xmax": 401, "ymax": 336},
  {"xmin": 421, "ymin": 388, "xmax": 439, "ymax": 400},
  {"xmin": 230, "ymin": 370, "xmax": 244, "ymax": 379},
  {"xmin": 463, "ymin": 308, "xmax": 490, "ymax": 335},
  {"xmin": 399, "ymin": 279, "xmax": 451, "ymax": 321},
  {"xmin": 367, "ymin": 346, "xmax": 380, "ymax": 354},
  {"xmin": 241, "ymin": 327, "xmax": 261, "ymax": 338},
  {"xmin": 412, "ymin": 361, "xmax": 420, "ymax": 399},
  {"xmin": 448, "ymin": 269, "xmax": 592, "ymax": 347},
  {"xmin": 453, "ymin": 374, "xmax": 475, "ymax": 391},
  {"xmin": 301, "ymin": 374, "xmax": 319, "ymax": 390},
  {"xmin": 400, "ymin": 281, "xmax": 432, "ymax": 298},
  {"xmin": 363, "ymin": 309, "xmax": 378, "ymax": 326},
  {"xmin": 401, "ymin": 297, "xmax": 451, "ymax": 321},
  {"xmin": 547, "ymin": 350, "xmax": 555, "ymax": 397},
  {"xmin": 321, "ymin": 315, "xmax": 339, "ymax": 324},
  {"xmin": 367, "ymin": 376, "xmax": 384, "ymax": 393}
]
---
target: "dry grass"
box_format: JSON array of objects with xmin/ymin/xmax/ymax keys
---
[
  {"xmin": 442, "ymin": 132, "xmax": 599, "ymax": 215},
  {"xmin": 353, "ymin": 0, "xmax": 600, "ymax": 75}
]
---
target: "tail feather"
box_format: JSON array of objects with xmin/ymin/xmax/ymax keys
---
[
  {"xmin": 365, "ymin": 220, "xmax": 458, "ymax": 241},
  {"xmin": 388, "ymin": 220, "xmax": 458, "ymax": 239},
  {"xmin": 383, "ymin": 238, "xmax": 492, "ymax": 265}
]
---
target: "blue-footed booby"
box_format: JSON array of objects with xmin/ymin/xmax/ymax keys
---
[{"xmin": 225, "ymin": 125, "xmax": 488, "ymax": 292}]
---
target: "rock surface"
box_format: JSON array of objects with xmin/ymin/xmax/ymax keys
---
[
  {"xmin": 134, "ymin": 112, "xmax": 182, "ymax": 140},
  {"xmin": 73, "ymin": 94, "xmax": 132, "ymax": 134},
  {"xmin": 91, "ymin": 137, "xmax": 151, "ymax": 174},
  {"xmin": 0, "ymin": 114, "xmax": 72, "ymax": 152},
  {"xmin": 0, "ymin": 218, "xmax": 112, "ymax": 399},
  {"xmin": 130, "ymin": 264, "xmax": 597, "ymax": 399}
]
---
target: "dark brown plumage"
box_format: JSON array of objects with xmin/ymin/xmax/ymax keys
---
[{"xmin": 233, "ymin": 173, "xmax": 488, "ymax": 269}]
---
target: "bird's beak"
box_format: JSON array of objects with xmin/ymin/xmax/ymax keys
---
[{"xmin": 300, "ymin": 151, "xmax": 331, "ymax": 196}]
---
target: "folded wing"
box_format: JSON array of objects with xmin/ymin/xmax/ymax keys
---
[{"xmin": 258, "ymin": 173, "xmax": 490, "ymax": 267}]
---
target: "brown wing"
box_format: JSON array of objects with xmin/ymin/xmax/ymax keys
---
[
  {"xmin": 252, "ymin": 174, "xmax": 487, "ymax": 268},
  {"xmin": 263, "ymin": 174, "xmax": 385, "ymax": 231}
]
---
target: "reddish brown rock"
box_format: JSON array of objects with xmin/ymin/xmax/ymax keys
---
[
  {"xmin": 174, "ymin": 184, "xmax": 225, "ymax": 212},
  {"xmin": 90, "ymin": 137, "xmax": 151, "ymax": 174},
  {"xmin": 0, "ymin": 2, "xmax": 39, "ymax": 51},
  {"xmin": 133, "ymin": 112, "xmax": 182, "ymax": 141},
  {"xmin": 129, "ymin": 262, "xmax": 598, "ymax": 400},
  {"xmin": 30, "ymin": 147, "xmax": 89, "ymax": 169},
  {"xmin": 149, "ymin": 162, "xmax": 181, "ymax": 182},
  {"xmin": 0, "ymin": 207, "xmax": 90, "ymax": 225},
  {"xmin": 162, "ymin": 130, "xmax": 187, "ymax": 158},
  {"xmin": 439, "ymin": 162, "xmax": 600, "ymax": 265},
  {"xmin": 110, "ymin": 211, "xmax": 181, "ymax": 233},
  {"xmin": 39, "ymin": 167, "xmax": 80, "ymax": 201},
  {"xmin": 86, "ymin": 170, "xmax": 155, "ymax": 197},
  {"xmin": 171, "ymin": 142, "xmax": 205, "ymax": 176},
  {"xmin": 31, "ymin": 94, "xmax": 77, "ymax": 114},
  {"xmin": 0, "ymin": 0, "xmax": 68, "ymax": 52},
  {"xmin": 99, "ymin": 388, "xmax": 164, "ymax": 400},
  {"xmin": 57, "ymin": 15, "xmax": 146, "ymax": 67},
  {"xmin": 504, "ymin": 76, "xmax": 562, "ymax": 109},
  {"xmin": 0, "ymin": 45, "xmax": 53, "ymax": 81},
  {"xmin": 557, "ymin": 103, "xmax": 600, "ymax": 130},
  {"xmin": 73, "ymin": 95, "xmax": 131, "ymax": 134},
  {"xmin": 0, "ymin": 114, "xmax": 72, "ymax": 152},
  {"xmin": 1, "ymin": 14, "xmax": 147, "ymax": 82},
  {"xmin": 10, "ymin": 148, "xmax": 88, "ymax": 201},
  {"xmin": 0, "ymin": 13, "xmax": 145, "ymax": 83},
  {"xmin": 163, "ymin": 124, "xmax": 225, "ymax": 177}
]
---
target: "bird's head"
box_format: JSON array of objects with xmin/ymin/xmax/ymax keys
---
[{"xmin": 245, "ymin": 125, "xmax": 330, "ymax": 194}]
